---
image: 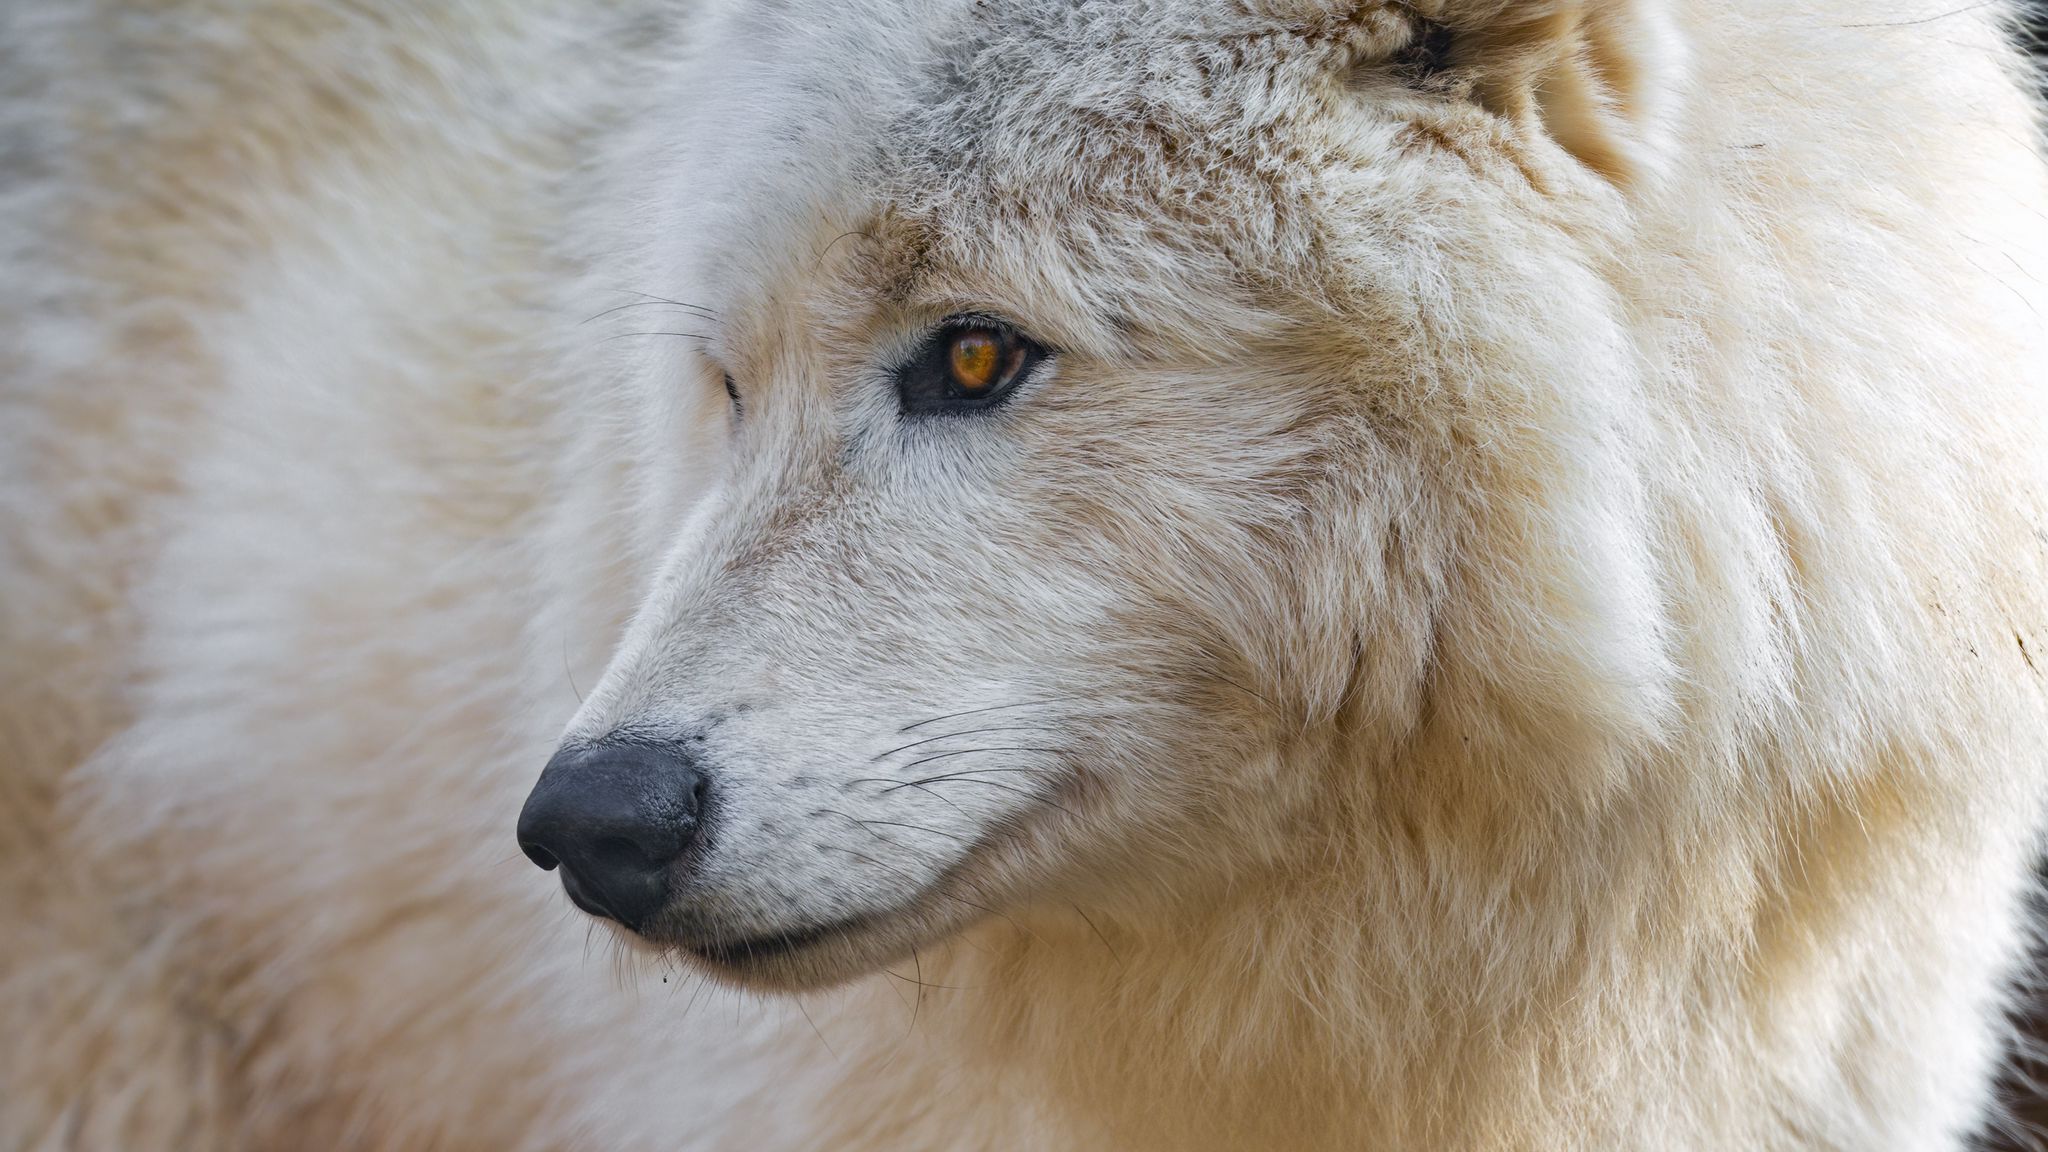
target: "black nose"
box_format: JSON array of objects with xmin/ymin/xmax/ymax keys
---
[{"xmin": 516, "ymin": 742, "xmax": 708, "ymax": 931}]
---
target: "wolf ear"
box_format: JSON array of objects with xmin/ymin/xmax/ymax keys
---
[{"xmin": 1416, "ymin": 0, "xmax": 1686, "ymax": 186}]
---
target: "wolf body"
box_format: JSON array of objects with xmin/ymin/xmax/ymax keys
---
[{"xmin": 5, "ymin": 1, "xmax": 2048, "ymax": 1149}]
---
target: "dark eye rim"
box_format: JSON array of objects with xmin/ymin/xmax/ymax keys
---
[{"xmin": 895, "ymin": 314, "xmax": 1050, "ymax": 417}]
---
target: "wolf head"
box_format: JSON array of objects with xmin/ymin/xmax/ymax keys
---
[{"xmin": 517, "ymin": 0, "xmax": 1689, "ymax": 989}]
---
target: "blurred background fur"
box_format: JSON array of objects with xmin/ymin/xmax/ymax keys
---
[
  {"xmin": 1987, "ymin": 20, "xmax": 2048, "ymax": 1151},
  {"xmin": 1988, "ymin": 11, "xmax": 2048, "ymax": 1148}
]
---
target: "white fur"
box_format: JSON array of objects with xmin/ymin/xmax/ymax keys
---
[{"xmin": 5, "ymin": 1, "xmax": 2048, "ymax": 1148}]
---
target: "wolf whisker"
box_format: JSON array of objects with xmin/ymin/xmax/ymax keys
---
[
  {"xmin": 582, "ymin": 297, "xmax": 719, "ymax": 324},
  {"xmin": 871, "ymin": 724, "xmax": 1063, "ymax": 761},
  {"xmin": 896, "ymin": 694, "xmax": 1105, "ymax": 733},
  {"xmin": 812, "ymin": 230, "xmax": 876, "ymax": 268},
  {"xmin": 1068, "ymin": 902, "xmax": 1124, "ymax": 970},
  {"xmin": 817, "ymin": 809, "xmax": 969, "ymax": 846},
  {"xmin": 872, "ymin": 767, "xmax": 1080, "ymax": 819},
  {"xmin": 842, "ymin": 776, "xmax": 971, "ymax": 814},
  {"xmin": 893, "ymin": 747, "xmax": 1067, "ymax": 776},
  {"xmin": 792, "ymin": 998, "xmax": 837, "ymax": 1059},
  {"xmin": 598, "ymin": 330, "xmax": 712, "ymax": 343},
  {"xmin": 886, "ymin": 764, "xmax": 1060, "ymax": 790},
  {"xmin": 848, "ymin": 817, "xmax": 971, "ymax": 842}
]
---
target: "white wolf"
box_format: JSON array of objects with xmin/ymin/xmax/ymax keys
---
[{"xmin": 4, "ymin": 0, "xmax": 2048, "ymax": 1148}]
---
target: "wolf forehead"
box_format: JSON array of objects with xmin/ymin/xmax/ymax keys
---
[
  {"xmin": 882, "ymin": 0, "xmax": 1411, "ymax": 182},
  {"xmin": 687, "ymin": 0, "xmax": 1427, "ymax": 320}
]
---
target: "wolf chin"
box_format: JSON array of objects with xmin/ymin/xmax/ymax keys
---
[{"xmin": 5, "ymin": 0, "xmax": 2048, "ymax": 1148}]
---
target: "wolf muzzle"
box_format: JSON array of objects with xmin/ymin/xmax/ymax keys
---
[{"xmin": 516, "ymin": 741, "xmax": 708, "ymax": 931}]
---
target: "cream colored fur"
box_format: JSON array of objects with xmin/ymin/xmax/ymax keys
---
[{"xmin": 5, "ymin": 0, "xmax": 2048, "ymax": 1148}]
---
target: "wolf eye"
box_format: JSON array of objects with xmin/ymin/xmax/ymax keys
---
[
  {"xmin": 897, "ymin": 320, "xmax": 1045, "ymax": 415},
  {"xmin": 723, "ymin": 372, "xmax": 741, "ymax": 412}
]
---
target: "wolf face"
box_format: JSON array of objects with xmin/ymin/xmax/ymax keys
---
[{"xmin": 518, "ymin": 0, "xmax": 1679, "ymax": 990}]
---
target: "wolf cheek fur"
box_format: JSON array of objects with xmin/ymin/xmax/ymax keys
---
[{"xmin": 4, "ymin": 0, "xmax": 2048, "ymax": 1150}]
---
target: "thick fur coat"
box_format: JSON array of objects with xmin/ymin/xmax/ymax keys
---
[{"xmin": 5, "ymin": 1, "xmax": 2048, "ymax": 1148}]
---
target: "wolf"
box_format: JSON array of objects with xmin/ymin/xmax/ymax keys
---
[{"xmin": 4, "ymin": 0, "xmax": 2048, "ymax": 1148}]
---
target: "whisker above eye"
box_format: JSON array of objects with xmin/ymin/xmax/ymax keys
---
[
  {"xmin": 580, "ymin": 299, "xmax": 721, "ymax": 325},
  {"xmin": 592, "ymin": 288, "xmax": 719, "ymax": 311},
  {"xmin": 598, "ymin": 330, "xmax": 713, "ymax": 343}
]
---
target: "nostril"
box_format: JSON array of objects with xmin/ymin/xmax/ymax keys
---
[{"xmin": 520, "ymin": 839, "xmax": 560, "ymax": 872}]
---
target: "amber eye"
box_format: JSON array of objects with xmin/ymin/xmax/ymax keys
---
[
  {"xmin": 898, "ymin": 319, "xmax": 1046, "ymax": 416},
  {"xmin": 949, "ymin": 329, "xmax": 1004, "ymax": 393}
]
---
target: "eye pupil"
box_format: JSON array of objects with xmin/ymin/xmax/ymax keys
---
[{"xmin": 948, "ymin": 330, "xmax": 1002, "ymax": 392}]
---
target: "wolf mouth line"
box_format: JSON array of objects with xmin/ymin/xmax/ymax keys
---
[
  {"xmin": 644, "ymin": 820, "xmax": 1021, "ymax": 979},
  {"xmin": 677, "ymin": 910, "xmax": 880, "ymax": 967}
]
